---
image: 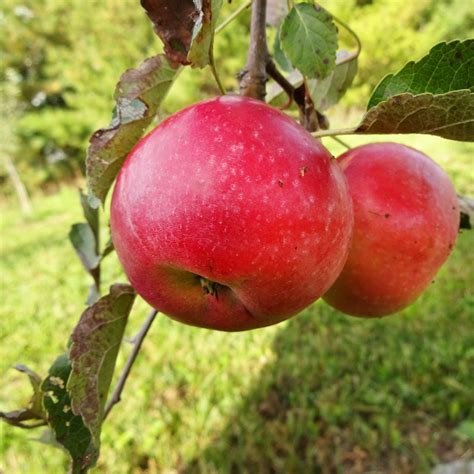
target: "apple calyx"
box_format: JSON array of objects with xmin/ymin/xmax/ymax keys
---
[{"xmin": 199, "ymin": 277, "xmax": 220, "ymax": 298}]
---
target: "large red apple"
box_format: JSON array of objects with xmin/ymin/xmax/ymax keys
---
[
  {"xmin": 323, "ymin": 142, "xmax": 459, "ymax": 317},
  {"xmin": 111, "ymin": 96, "xmax": 353, "ymax": 331}
]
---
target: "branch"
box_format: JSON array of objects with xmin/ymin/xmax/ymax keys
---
[
  {"xmin": 266, "ymin": 59, "xmax": 295, "ymax": 108},
  {"xmin": 103, "ymin": 308, "xmax": 159, "ymax": 419},
  {"xmin": 332, "ymin": 13, "xmax": 362, "ymax": 66},
  {"xmin": 215, "ymin": 1, "xmax": 252, "ymax": 34},
  {"xmin": 239, "ymin": 0, "xmax": 268, "ymax": 100}
]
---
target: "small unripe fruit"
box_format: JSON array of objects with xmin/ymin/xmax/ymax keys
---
[
  {"xmin": 323, "ymin": 142, "xmax": 459, "ymax": 317},
  {"xmin": 111, "ymin": 96, "xmax": 353, "ymax": 331}
]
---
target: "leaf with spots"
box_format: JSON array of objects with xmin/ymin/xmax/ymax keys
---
[
  {"xmin": 0, "ymin": 365, "xmax": 46, "ymax": 429},
  {"xmin": 267, "ymin": 50, "xmax": 357, "ymax": 111},
  {"xmin": 368, "ymin": 40, "xmax": 474, "ymax": 109},
  {"xmin": 280, "ymin": 3, "xmax": 338, "ymax": 79},
  {"xmin": 42, "ymin": 353, "xmax": 97, "ymax": 473},
  {"xmin": 141, "ymin": 0, "xmax": 222, "ymax": 68},
  {"xmin": 187, "ymin": 0, "xmax": 223, "ymax": 68},
  {"xmin": 86, "ymin": 54, "xmax": 179, "ymax": 206},
  {"xmin": 308, "ymin": 50, "xmax": 358, "ymax": 111},
  {"xmin": 356, "ymin": 90, "xmax": 474, "ymax": 141},
  {"xmin": 67, "ymin": 284, "xmax": 136, "ymax": 447},
  {"xmin": 273, "ymin": 31, "xmax": 293, "ymax": 73}
]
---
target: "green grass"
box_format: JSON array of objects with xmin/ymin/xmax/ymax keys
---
[{"xmin": 1, "ymin": 137, "xmax": 473, "ymax": 473}]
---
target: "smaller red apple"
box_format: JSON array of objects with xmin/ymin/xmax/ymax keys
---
[{"xmin": 323, "ymin": 142, "xmax": 460, "ymax": 317}]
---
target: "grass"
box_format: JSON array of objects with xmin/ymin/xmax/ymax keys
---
[{"xmin": 1, "ymin": 136, "xmax": 473, "ymax": 473}]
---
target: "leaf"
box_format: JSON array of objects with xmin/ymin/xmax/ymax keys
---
[
  {"xmin": 68, "ymin": 284, "xmax": 136, "ymax": 446},
  {"xmin": 0, "ymin": 365, "xmax": 46, "ymax": 428},
  {"xmin": 308, "ymin": 50, "xmax": 358, "ymax": 111},
  {"xmin": 458, "ymin": 194, "xmax": 474, "ymax": 230},
  {"xmin": 368, "ymin": 40, "xmax": 474, "ymax": 109},
  {"xmin": 101, "ymin": 237, "xmax": 115, "ymax": 261},
  {"xmin": 79, "ymin": 189, "xmax": 98, "ymax": 238},
  {"xmin": 267, "ymin": 0, "xmax": 288, "ymax": 27},
  {"xmin": 356, "ymin": 90, "xmax": 474, "ymax": 141},
  {"xmin": 42, "ymin": 353, "xmax": 97, "ymax": 473},
  {"xmin": 273, "ymin": 31, "xmax": 293, "ymax": 73},
  {"xmin": 15, "ymin": 364, "xmax": 44, "ymax": 420},
  {"xmin": 267, "ymin": 50, "xmax": 357, "ymax": 111},
  {"xmin": 69, "ymin": 223, "xmax": 100, "ymax": 272},
  {"xmin": 280, "ymin": 3, "xmax": 338, "ymax": 79},
  {"xmin": 86, "ymin": 54, "xmax": 179, "ymax": 206},
  {"xmin": 141, "ymin": 0, "xmax": 222, "ymax": 68},
  {"xmin": 141, "ymin": 0, "xmax": 197, "ymax": 65},
  {"xmin": 187, "ymin": 0, "xmax": 223, "ymax": 68}
]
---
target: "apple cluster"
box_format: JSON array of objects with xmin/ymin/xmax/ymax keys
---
[{"xmin": 111, "ymin": 97, "xmax": 459, "ymax": 331}]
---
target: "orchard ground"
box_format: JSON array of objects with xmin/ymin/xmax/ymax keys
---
[{"xmin": 1, "ymin": 134, "xmax": 473, "ymax": 473}]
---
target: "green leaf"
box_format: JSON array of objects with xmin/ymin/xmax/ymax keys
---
[
  {"xmin": 68, "ymin": 284, "xmax": 136, "ymax": 446},
  {"xmin": 273, "ymin": 31, "xmax": 293, "ymax": 73},
  {"xmin": 356, "ymin": 90, "xmax": 474, "ymax": 141},
  {"xmin": 79, "ymin": 189, "xmax": 98, "ymax": 238},
  {"xmin": 187, "ymin": 0, "xmax": 223, "ymax": 68},
  {"xmin": 69, "ymin": 223, "xmax": 100, "ymax": 272},
  {"xmin": 308, "ymin": 50, "xmax": 358, "ymax": 111},
  {"xmin": 368, "ymin": 40, "xmax": 474, "ymax": 109},
  {"xmin": 280, "ymin": 3, "xmax": 338, "ymax": 79},
  {"xmin": 42, "ymin": 353, "xmax": 97, "ymax": 473},
  {"xmin": 0, "ymin": 365, "xmax": 46, "ymax": 428},
  {"xmin": 86, "ymin": 54, "xmax": 179, "ymax": 206}
]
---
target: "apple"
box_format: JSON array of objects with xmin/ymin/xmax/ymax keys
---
[
  {"xmin": 111, "ymin": 96, "xmax": 353, "ymax": 331},
  {"xmin": 323, "ymin": 142, "xmax": 459, "ymax": 317}
]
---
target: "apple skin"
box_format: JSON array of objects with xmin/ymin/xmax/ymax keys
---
[
  {"xmin": 111, "ymin": 96, "xmax": 353, "ymax": 331},
  {"xmin": 323, "ymin": 142, "xmax": 459, "ymax": 318}
]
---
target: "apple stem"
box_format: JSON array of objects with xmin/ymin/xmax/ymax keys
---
[
  {"xmin": 239, "ymin": 0, "xmax": 268, "ymax": 100},
  {"xmin": 103, "ymin": 307, "xmax": 159, "ymax": 420}
]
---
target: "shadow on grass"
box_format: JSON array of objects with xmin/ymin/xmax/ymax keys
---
[{"xmin": 183, "ymin": 234, "xmax": 474, "ymax": 474}]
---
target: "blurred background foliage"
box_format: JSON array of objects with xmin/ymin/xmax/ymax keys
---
[
  {"xmin": 1, "ymin": 2, "xmax": 473, "ymax": 472},
  {"xmin": 0, "ymin": 0, "xmax": 473, "ymax": 196}
]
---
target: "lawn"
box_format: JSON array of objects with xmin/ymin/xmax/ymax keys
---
[{"xmin": 0, "ymin": 135, "xmax": 473, "ymax": 473}]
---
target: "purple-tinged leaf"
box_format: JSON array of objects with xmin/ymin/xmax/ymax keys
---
[
  {"xmin": 141, "ymin": 0, "xmax": 222, "ymax": 68},
  {"xmin": 86, "ymin": 54, "xmax": 178, "ymax": 206},
  {"xmin": 357, "ymin": 91, "xmax": 474, "ymax": 142},
  {"xmin": 68, "ymin": 284, "xmax": 136, "ymax": 446}
]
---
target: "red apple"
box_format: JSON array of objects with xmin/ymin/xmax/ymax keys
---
[
  {"xmin": 323, "ymin": 142, "xmax": 459, "ymax": 317},
  {"xmin": 111, "ymin": 96, "xmax": 353, "ymax": 331}
]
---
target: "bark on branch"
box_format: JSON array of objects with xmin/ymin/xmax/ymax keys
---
[{"xmin": 239, "ymin": 0, "xmax": 268, "ymax": 100}]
